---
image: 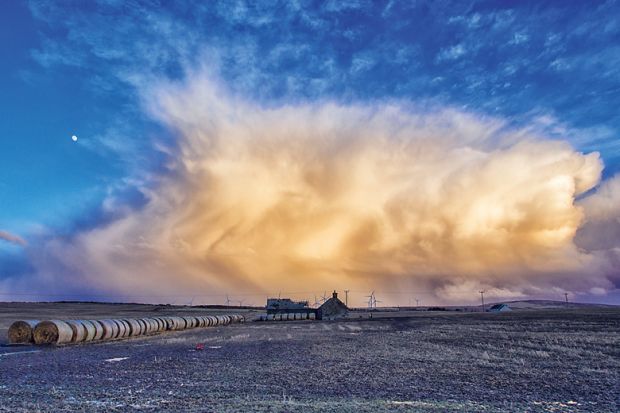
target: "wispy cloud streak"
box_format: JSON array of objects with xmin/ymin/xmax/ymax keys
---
[{"xmin": 0, "ymin": 231, "xmax": 27, "ymax": 247}]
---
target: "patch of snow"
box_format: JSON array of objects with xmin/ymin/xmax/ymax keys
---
[{"xmin": 105, "ymin": 357, "xmax": 129, "ymax": 363}]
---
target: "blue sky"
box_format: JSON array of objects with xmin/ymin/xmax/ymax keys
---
[{"xmin": 1, "ymin": 1, "xmax": 620, "ymax": 303}]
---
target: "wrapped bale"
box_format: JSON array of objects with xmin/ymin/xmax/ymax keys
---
[
  {"xmin": 309, "ymin": 312, "xmax": 316, "ymax": 320},
  {"xmin": 33, "ymin": 320, "xmax": 74, "ymax": 345},
  {"xmin": 65, "ymin": 320, "xmax": 88, "ymax": 343},
  {"xmin": 207, "ymin": 316, "xmax": 216, "ymax": 326},
  {"xmin": 192, "ymin": 316, "xmax": 202, "ymax": 328},
  {"xmin": 8, "ymin": 320, "xmax": 40, "ymax": 344},
  {"xmin": 267, "ymin": 314, "xmax": 274, "ymax": 321},
  {"xmin": 197, "ymin": 316, "xmax": 207, "ymax": 327}
]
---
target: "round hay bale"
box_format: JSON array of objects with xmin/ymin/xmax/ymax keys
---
[
  {"xmin": 136, "ymin": 319, "xmax": 147, "ymax": 334},
  {"xmin": 163, "ymin": 317, "xmax": 174, "ymax": 330},
  {"xmin": 182, "ymin": 317, "xmax": 195, "ymax": 329},
  {"xmin": 138, "ymin": 319, "xmax": 149, "ymax": 334},
  {"xmin": 206, "ymin": 316, "xmax": 215, "ymax": 326},
  {"xmin": 196, "ymin": 316, "xmax": 205, "ymax": 327},
  {"xmin": 91, "ymin": 320, "xmax": 105, "ymax": 340},
  {"xmin": 8, "ymin": 320, "xmax": 40, "ymax": 344},
  {"xmin": 111, "ymin": 320, "xmax": 126, "ymax": 338},
  {"xmin": 170, "ymin": 317, "xmax": 185, "ymax": 330},
  {"xmin": 80, "ymin": 320, "xmax": 97, "ymax": 341},
  {"xmin": 150, "ymin": 318, "xmax": 161, "ymax": 332},
  {"xmin": 124, "ymin": 319, "xmax": 141, "ymax": 336},
  {"xmin": 156, "ymin": 317, "xmax": 166, "ymax": 330},
  {"xmin": 149, "ymin": 318, "xmax": 160, "ymax": 332},
  {"xmin": 33, "ymin": 320, "xmax": 74, "ymax": 345},
  {"xmin": 65, "ymin": 320, "xmax": 87, "ymax": 343},
  {"xmin": 179, "ymin": 317, "xmax": 190, "ymax": 329},
  {"xmin": 192, "ymin": 316, "xmax": 202, "ymax": 328},
  {"xmin": 141, "ymin": 319, "xmax": 153, "ymax": 333},
  {"xmin": 99, "ymin": 319, "xmax": 119, "ymax": 340},
  {"xmin": 120, "ymin": 320, "xmax": 132, "ymax": 337}
]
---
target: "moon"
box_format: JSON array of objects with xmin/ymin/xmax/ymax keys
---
[{"xmin": 71, "ymin": 135, "xmax": 78, "ymax": 142}]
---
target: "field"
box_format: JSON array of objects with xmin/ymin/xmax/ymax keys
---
[{"xmin": 0, "ymin": 303, "xmax": 618, "ymax": 412}]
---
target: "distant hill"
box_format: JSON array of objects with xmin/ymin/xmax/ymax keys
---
[{"xmin": 487, "ymin": 299, "xmax": 618, "ymax": 309}]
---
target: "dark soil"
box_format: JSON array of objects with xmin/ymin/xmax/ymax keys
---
[{"xmin": 0, "ymin": 305, "xmax": 618, "ymax": 412}]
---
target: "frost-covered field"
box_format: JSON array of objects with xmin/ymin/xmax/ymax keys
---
[{"xmin": 0, "ymin": 304, "xmax": 618, "ymax": 412}]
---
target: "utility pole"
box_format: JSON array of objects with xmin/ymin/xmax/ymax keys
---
[
  {"xmin": 479, "ymin": 291, "xmax": 485, "ymax": 312},
  {"xmin": 564, "ymin": 292, "xmax": 568, "ymax": 303},
  {"xmin": 344, "ymin": 290, "xmax": 349, "ymax": 307}
]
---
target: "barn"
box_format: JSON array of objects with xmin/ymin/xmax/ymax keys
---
[{"xmin": 488, "ymin": 303, "xmax": 512, "ymax": 313}]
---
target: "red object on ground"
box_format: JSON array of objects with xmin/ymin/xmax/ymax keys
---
[{"xmin": 195, "ymin": 343, "xmax": 205, "ymax": 351}]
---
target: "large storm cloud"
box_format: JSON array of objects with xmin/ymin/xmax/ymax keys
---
[{"xmin": 4, "ymin": 73, "xmax": 617, "ymax": 305}]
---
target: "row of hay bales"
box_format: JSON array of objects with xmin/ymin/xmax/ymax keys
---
[
  {"xmin": 259, "ymin": 312, "xmax": 316, "ymax": 321},
  {"xmin": 8, "ymin": 314, "xmax": 245, "ymax": 346}
]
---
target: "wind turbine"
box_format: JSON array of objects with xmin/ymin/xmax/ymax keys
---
[
  {"xmin": 366, "ymin": 291, "xmax": 375, "ymax": 309},
  {"xmin": 225, "ymin": 294, "xmax": 232, "ymax": 307},
  {"xmin": 314, "ymin": 295, "xmax": 322, "ymax": 307},
  {"xmin": 237, "ymin": 299, "xmax": 245, "ymax": 308},
  {"xmin": 321, "ymin": 291, "xmax": 328, "ymax": 303}
]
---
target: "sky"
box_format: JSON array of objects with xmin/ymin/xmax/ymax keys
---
[{"xmin": 1, "ymin": 0, "xmax": 619, "ymax": 306}]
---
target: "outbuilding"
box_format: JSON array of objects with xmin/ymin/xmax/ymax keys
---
[
  {"xmin": 488, "ymin": 303, "xmax": 512, "ymax": 313},
  {"xmin": 316, "ymin": 291, "xmax": 348, "ymax": 320}
]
